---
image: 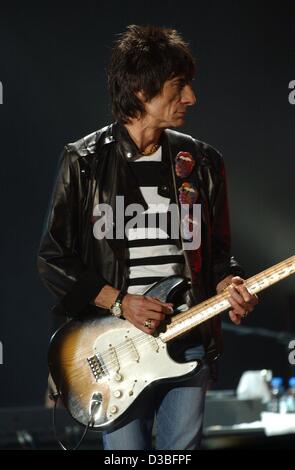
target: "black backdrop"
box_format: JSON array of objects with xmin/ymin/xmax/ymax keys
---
[{"xmin": 0, "ymin": 1, "xmax": 294, "ymax": 407}]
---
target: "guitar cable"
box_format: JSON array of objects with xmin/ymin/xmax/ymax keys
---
[{"xmin": 51, "ymin": 392, "xmax": 93, "ymax": 451}]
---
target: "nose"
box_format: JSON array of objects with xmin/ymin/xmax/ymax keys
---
[{"xmin": 181, "ymin": 84, "xmax": 196, "ymax": 106}]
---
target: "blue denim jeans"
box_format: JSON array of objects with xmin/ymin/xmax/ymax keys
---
[{"xmin": 102, "ymin": 344, "xmax": 209, "ymax": 450}]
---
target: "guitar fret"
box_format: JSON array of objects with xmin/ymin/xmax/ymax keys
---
[
  {"xmin": 49, "ymin": 255, "xmax": 295, "ymax": 430},
  {"xmin": 159, "ymin": 255, "xmax": 295, "ymax": 342}
]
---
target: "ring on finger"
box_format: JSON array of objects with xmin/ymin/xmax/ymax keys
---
[{"xmin": 144, "ymin": 319, "xmax": 153, "ymax": 329}]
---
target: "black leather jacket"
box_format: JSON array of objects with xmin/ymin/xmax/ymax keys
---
[{"xmin": 37, "ymin": 122, "xmax": 244, "ymax": 359}]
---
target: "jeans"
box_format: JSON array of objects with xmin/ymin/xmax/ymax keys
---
[{"xmin": 102, "ymin": 344, "xmax": 209, "ymax": 450}]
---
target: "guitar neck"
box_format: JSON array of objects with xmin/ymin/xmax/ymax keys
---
[{"xmin": 159, "ymin": 255, "xmax": 295, "ymax": 343}]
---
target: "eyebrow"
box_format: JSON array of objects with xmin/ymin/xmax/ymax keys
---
[{"xmin": 171, "ymin": 77, "xmax": 187, "ymax": 85}]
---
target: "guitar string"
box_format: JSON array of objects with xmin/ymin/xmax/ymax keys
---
[
  {"xmin": 86, "ymin": 260, "xmax": 295, "ymax": 375},
  {"xmin": 59, "ymin": 257, "xmax": 295, "ymax": 372},
  {"xmin": 77, "ymin": 257, "xmax": 294, "ymax": 372},
  {"xmin": 99, "ymin": 303, "xmax": 225, "ymax": 372},
  {"xmin": 86, "ymin": 260, "xmax": 295, "ymax": 374},
  {"xmin": 96, "ymin": 298, "xmax": 228, "ymax": 372}
]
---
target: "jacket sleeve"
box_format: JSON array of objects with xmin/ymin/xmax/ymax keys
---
[
  {"xmin": 37, "ymin": 146, "xmax": 107, "ymax": 317},
  {"xmin": 210, "ymin": 152, "xmax": 245, "ymax": 288}
]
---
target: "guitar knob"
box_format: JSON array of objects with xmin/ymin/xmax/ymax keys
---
[
  {"xmin": 110, "ymin": 405, "xmax": 118, "ymax": 414},
  {"xmin": 115, "ymin": 373, "xmax": 123, "ymax": 382},
  {"xmin": 113, "ymin": 390, "xmax": 122, "ymax": 398}
]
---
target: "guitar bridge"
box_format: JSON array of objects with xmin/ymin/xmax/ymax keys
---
[{"xmin": 87, "ymin": 354, "xmax": 108, "ymax": 381}]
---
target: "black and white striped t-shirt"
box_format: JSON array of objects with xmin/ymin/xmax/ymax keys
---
[{"xmin": 126, "ymin": 147, "xmax": 185, "ymax": 295}]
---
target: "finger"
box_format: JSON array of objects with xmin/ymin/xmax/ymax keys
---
[
  {"xmin": 147, "ymin": 296, "xmax": 174, "ymax": 310},
  {"xmin": 252, "ymin": 293, "xmax": 259, "ymax": 305},
  {"xmin": 231, "ymin": 285, "xmax": 258, "ymax": 311},
  {"xmin": 228, "ymin": 286, "xmax": 248, "ymax": 311},
  {"xmin": 144, "ymin": 298, "xmax": 172, "ymax": 315},
  {"xmin": 135, "ymin": 300, "xmax": 166, "ymax": 321},
  {"xmin": 231, "ymin": 280, "xmax": 258, "ymax": 307},
  {"xmin": 149, "ymin": 296, "xmax": 173, "ymax": 305},
  {"xmin": 246, "ymin": 292, "xmax": 259, "ymax": 307},
  {"xmin": 144, "ymin": 327, "xmax": 156, "ymax": 335},
  {"xmin": 123, "ymin": 301, "xmax": 163, "ymax": 325},
  {"xmin": 144, "ymin": 309, "xmax": 166, "ymax": 321},
  {"xmin": 232, "ymin": 283, "xmax": 257, "ymax": 305},
  {"xmin": 231, "ymin": 276, "xmax": 244, "ymax": 285},
  {"xmin": 141, "ymin": 297, "xmax": 163, "ymax": 313},
  {"xmin": 228, "ymin": 296, "xmax": 245, "ymax": 316},
  {"xmin": 233, "ymin": 284, "xmax": 252, "ymax": 303},
  {"xmin": 140, "ymin": 324, "xmax": 155, "ymax": 335},
  {"xmin": 228, "ymin": 309, "xmax": 241, "ymax": 325},
  {"xmin": 145, "ymin": 295, "xmax": 167, "ymax": 304},
  {"xmin": 143, "ymin": 319, "xmax": 160, "ymax": 329},
  {"xmin": 141, "ymin": 319, "xmax": 160, "ymax": 334}
]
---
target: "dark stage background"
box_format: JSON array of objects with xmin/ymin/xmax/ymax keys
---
[{"xmin": 0, "ymin": 1, "xmax": 294, "ymax": 408}]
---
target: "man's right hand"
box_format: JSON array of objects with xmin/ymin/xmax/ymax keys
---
[{"xmin": 122, "ymin": 294, "xmax": 173, "ymax": 334}]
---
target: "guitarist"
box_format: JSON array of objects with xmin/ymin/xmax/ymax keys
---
[{"xmin": 38, "ymin": 25, "xmax": 258, "ymax": 450}]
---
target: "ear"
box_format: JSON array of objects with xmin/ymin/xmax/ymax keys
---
[{"xmin": 135, "ymin": 90, "xmax": 147, "ymax": 103}]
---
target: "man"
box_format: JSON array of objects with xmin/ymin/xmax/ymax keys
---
[{"xmin": 38, "ymin": 25, "xmax": 258, "ymax": 450}]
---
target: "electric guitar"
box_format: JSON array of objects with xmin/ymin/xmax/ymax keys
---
[{"xmin": 48, "ymin": 255, "xmax": 295, "ymax": 430}]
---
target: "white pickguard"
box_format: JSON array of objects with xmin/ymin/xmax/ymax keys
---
[{"xmin": 91, "ymin": 321, "xmax": 198, "ymax": 426}]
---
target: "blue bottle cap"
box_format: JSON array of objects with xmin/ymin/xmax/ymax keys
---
[{"xmin": 271, "ymin": 377, "xmax": 283, "ymax": 388}]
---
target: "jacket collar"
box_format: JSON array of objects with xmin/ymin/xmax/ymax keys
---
[{"xmin": 107, "ymin": 121, "xmax": 168, "ymax": 161}]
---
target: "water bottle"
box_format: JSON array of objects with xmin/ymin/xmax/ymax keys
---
[
  {"xmin": 286, "ymin": 377, "xmax": 295, "ymax": 413},
  {"xmin": 267, "ymin": 376, "xmax": 284, "ymax": 412},
  {"xmin": 260, "ymin": 369, "xmax": 272, "ymax": 403}
]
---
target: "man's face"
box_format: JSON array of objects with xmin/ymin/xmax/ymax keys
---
[{"xmin": 140, "ymin": 76, "xmax": 196, "ymax": 129}]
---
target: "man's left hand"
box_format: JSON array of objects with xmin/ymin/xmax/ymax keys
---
[{"xmin": 216, "ymin": 275, "xmax": 258, "ymax": 325}]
